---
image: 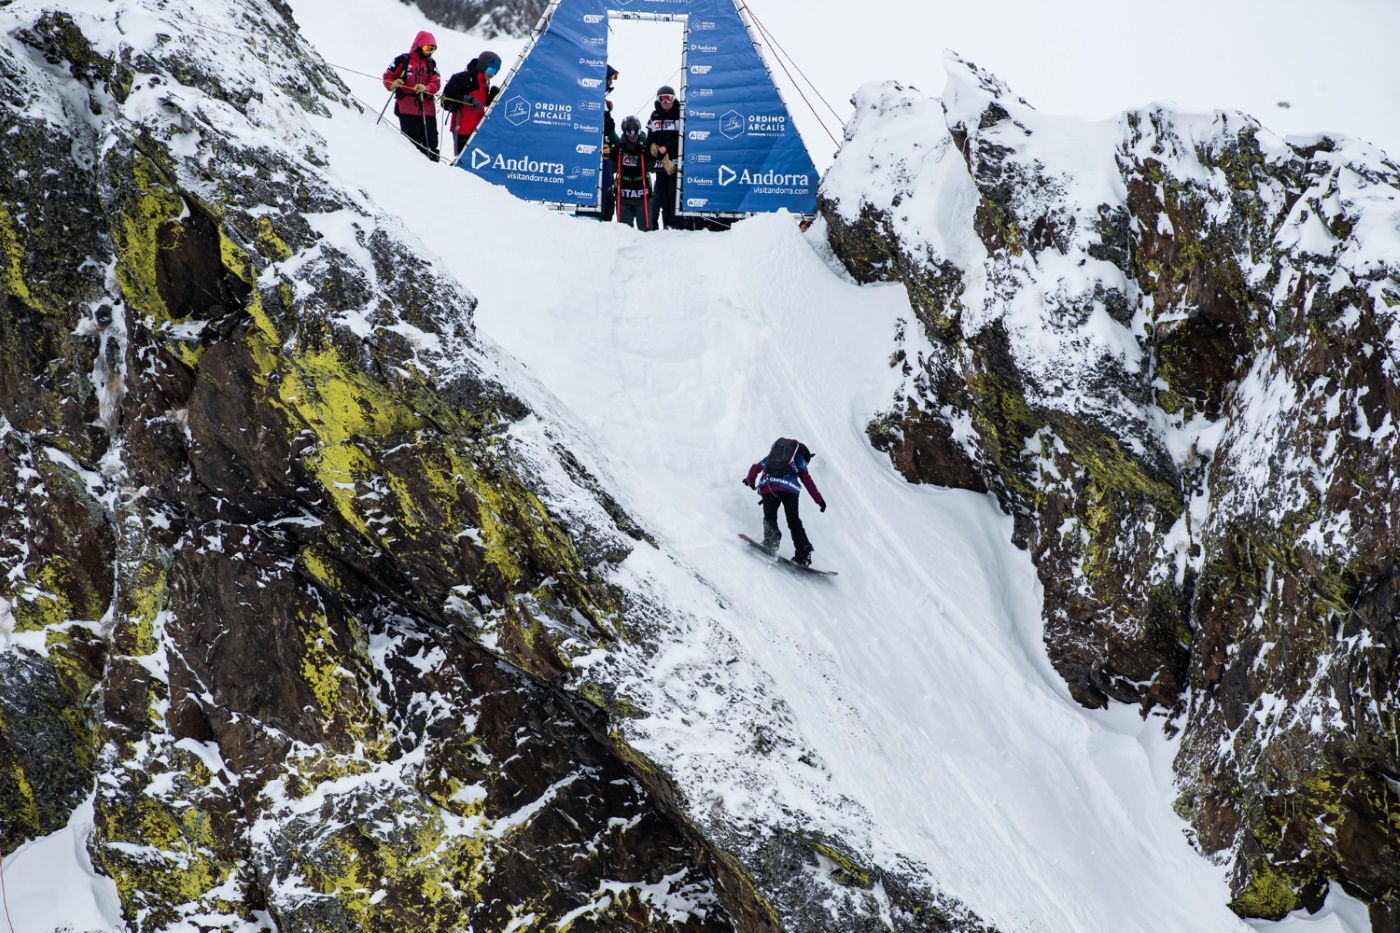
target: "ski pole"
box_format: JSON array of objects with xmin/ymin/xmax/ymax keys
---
[
  {"xmin": 420, "ymin": 95, "xmax": 428, "ymax": 159},
  {"xmin": 641, "ymin": 153, "xmax": 651, "ymax": 231},
  {"xmin": 376, "ymin": 90, "xmax": 394, "ymax": 125},
  {"xmin": 615, "ymin": 151, "xmax": 622, "ymax": 223}
]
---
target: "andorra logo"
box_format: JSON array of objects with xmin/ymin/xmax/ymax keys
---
[
  {"xmin": 505, "ymin": 96, "xmax": 531, "ymax": 126},
  {"xmin": 470, "ymin": 149, "xmax": 492, "ymax": 169},
  {"xmin": 720, "ymin": 110, "xmax": 744, "ymax": 139},
  {"xmin": 718, "ymin": 165, "xmax": 737, "ymax": 186}
]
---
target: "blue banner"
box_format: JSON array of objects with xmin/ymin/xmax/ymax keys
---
[
  {"xmin": 678, "ymin": 0, "xmax": 817, "ymax": 214},
  {"xmin": 463, "ymin": 0, "xmax": 817, "ymax": 216},
  {"xmin": 604, "ymin": 0, "xmax": 694, "ymax": 11},
  {"xmin": 463, "ymin": 0, "xmax": 610, "ymax": 205}
]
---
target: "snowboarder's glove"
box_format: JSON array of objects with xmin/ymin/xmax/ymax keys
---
[
  {"xmin": 819, "ymin": 502, "xmax": 827, "ymax": 513},
  {"xmin": 742, "ymin": 478, "xmax": 755, "ymax": 489},
  {"xmin": 465, "ymin": 97, "xmax": 484, "ymax": 110}
]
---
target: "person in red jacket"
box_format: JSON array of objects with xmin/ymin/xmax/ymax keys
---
[
  {"xmin": 382, "ymin": 31, "xmax": 442, "ymax": 161},
  {"xmin": 443, "ymin": 51, "xmax": 501, "ymax": 157}
]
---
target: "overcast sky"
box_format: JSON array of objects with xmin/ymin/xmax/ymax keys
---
[{"xmin": 740, "ymin": 0, "xmax": 1400, "ymax": 169}]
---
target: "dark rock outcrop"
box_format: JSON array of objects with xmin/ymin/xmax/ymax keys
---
[
  {"xmin": 822, "ymin": 57, "xmax": 1400, "ymax": 927},
  {"xmin": 409, "ymin": 0, "xmax": 544, "ymax": 38}
]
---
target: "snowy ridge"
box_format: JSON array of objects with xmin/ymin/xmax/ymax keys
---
[{"xmin": 822, "ymin": 50, "xmax": 1400, "ymax": 931}]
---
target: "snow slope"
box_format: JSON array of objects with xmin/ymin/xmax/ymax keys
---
[
  {"xmin": 0, "ymin": 0, "xmax": 1379, "ymax": 930},
  {"xmin": 274, "ymin": 3, "xmax": 1301, "ymax": 931}
]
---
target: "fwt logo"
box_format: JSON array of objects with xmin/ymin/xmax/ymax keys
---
[
  {"xmin": 583, "ymin": 13, "xmax": 604, "ymax": 22},
  {"xmin": 470, "ymin": 149, "xmax": 492, "ymax": 169},
  {"xmin": 576, "ymin": 143, "xmax": 598, "ymax": 154},
  {"xmin": 717, "ymin": 165, "xmax": 737, "ymax": 186},
  {"xmin": 689, "ymin": 64, "xmax": 712, "ymax": 75},
  {"xmin": 504, "ymin": 96, "xmax": 531, "ymax": 126},
  {"xmin": 720, "ymin": 110, "xmax": 744, "ymax": 139},
  {"xmin": 578, "ymin": 77, "xmax": 603, "ymax": 89}
]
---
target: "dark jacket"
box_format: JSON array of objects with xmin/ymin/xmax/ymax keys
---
[
  {"xmin": 613, "ymin": 133, "xmax": 650, "ymax": 200},
  {"xmin": 647, "ymin": 99, "xmax": 682, "ymax": 169},
  {"xmin": 444, "ymin": 59, "xmax": 498, "ymax": 136}
]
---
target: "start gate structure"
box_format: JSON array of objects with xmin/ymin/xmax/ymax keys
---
[{"xmin": 459, "ymin": 0, "xmax": 820, "ymax": 219}]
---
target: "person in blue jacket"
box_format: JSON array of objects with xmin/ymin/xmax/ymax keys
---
[{"xmin": 742, "ymin": 439, "xmax": 826, "ymax": 565}]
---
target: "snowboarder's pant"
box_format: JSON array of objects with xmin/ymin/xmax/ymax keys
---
[
  {"xmin": 398, "ymin": 112, "xmax": 440, "ymax": 161},
  {"xmin": 762, "ymin": 491, "xmax": 810, "ymax": 553},
  {"xmin": 651, "ymin": 169, "xmax": 678, "ymax": 229},
  {"xmin": 618, "ymin": 198, "xmax": 651, "ymax": 231}
]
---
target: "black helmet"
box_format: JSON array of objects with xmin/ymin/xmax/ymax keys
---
[
  {"xmin": 657, "ymin": 85, "xmax": 675, "ymax": 99},
  {"xmin": 621, "ymin": 115, "xmax": 641, "ymax": 136},
  {"xmin": 478, "ymin": 51, "xmax": 502, "ymax": 75}
]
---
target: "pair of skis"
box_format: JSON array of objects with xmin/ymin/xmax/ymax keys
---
[{"xmin": 738, "ymin": 534, "xmax": 837, "ymax": 576}]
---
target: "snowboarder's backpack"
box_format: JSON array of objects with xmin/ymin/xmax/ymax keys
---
[{"xmin": 762, "ymin": 438, "xmax": 801, "ymax": 477}]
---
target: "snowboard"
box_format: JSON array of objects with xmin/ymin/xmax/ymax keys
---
[{"xmin": 738, "ymin": 534, "xmax": 838, "ymax": 576}]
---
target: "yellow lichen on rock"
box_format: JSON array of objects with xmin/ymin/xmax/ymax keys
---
[
  {"xmin": 0, "ymin": 203, "xmax": 33, "ymax": 307},
  {"xmin": 112, "ymin": 155, "xmax": 186, "ymax": 325}
]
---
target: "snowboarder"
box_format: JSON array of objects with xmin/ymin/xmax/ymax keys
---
[
  {"xmin": 742, "ymin": 438, "xmax": 826, "ymax": 566},
  {"xmin": 647, "ymin": 86, "xmax": 682, "ymax": 229},
  {"xmin": 382, "ymin": 31, "xmax": 442, "ymax": 161},
  {"xmin": 614, "ymin": 116, "xmax": 652, "ymax": 230},
  {"xmin": 443, "ymin": 51, "xmax": 501, "ymax": 157}
]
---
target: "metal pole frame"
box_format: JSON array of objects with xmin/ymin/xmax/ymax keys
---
[{"xmin": 605, "ymin": 10, "xmax": 690, "ymax": 219}]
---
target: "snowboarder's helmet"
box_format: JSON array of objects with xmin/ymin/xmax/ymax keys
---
[
  {"xmin": 607, "ymin": 65, "xmax": 619, "ymax": 87},
  {"xmin": 479, "ymin": 51, "xmax": 501, "ymax": 75},
  {"xmin": 621, "ymin": 115, "xmax": 641, "ymax": 136},
  {"xmin": 657, "ymin": 85, "xmax": 675, "ymax": 103}
]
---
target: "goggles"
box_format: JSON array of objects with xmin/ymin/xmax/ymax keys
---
[
  {"xmin": 485, "ymin": 63, "xmax": 499, "ymax": 75},
  {"xmin": 421, "ymin": 45, "xmax": 437, "ymax": 54},
  {"xmin": 658, "ymin": 94, "xmax": 674, "ymax": 104}
]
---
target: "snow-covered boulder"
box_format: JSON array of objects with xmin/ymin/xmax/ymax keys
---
[{"xmin": 822, "ymin": 52, "xmax": 1400, "ymax": 925}]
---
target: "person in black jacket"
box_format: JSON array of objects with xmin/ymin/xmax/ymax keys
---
[
  {"xmin": 443, "ymin": 51, "xmax": 501, "ymax": 157},
  {"xmin": 600, "ymin": 65, "xmax": 619, "ymax": 220},
  {"xmin": 647, "ymin": 85, "xmax": 682, "ymax": 229},
  {"xmin": 613, "ymin": 116, "xmax": 651, "ymax": 230}
]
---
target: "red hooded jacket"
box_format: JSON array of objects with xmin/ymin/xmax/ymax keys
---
[
  {"xmin": 444, "ymin": 59, "xmax": 495, "ymax": 137},
  {"xmin": 382, "ymin": 31, "xmax": 441, "ymax": 118}
]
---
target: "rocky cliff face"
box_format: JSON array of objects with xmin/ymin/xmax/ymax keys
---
[
  {"xmin": 409, "ymin": 0, "xmax": 543, "ymax": 39},
  {"xmin": 0, "ymin": 2, "xmax": 991, "ymax": 931},
  {"xmin": 822, "ymin": 55, "xmax": 1400, "ymax": 929}
]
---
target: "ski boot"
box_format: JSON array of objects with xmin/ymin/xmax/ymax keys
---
[
  {"xmin": 761, "ymin": 519, "xmax": 781, "ymax": 553},
  {"xmin": 793, "ymin": 544, "xmax": 813, "ymax": 567}
]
